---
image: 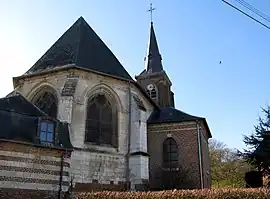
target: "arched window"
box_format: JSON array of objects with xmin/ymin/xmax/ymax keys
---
[
  {"xmin": 146, "ymin": 85, "xmax": 157, "ymax": 100},
  {"xmin": 163, "ymin": 138, "xmax": 178, "ymax": 165},
  {"xmin": 85, "ymin": 94, "xmax": 118, "ymax": 147},
  {"xmin": 33, "ymin": 91, "xmax": 58, "ymax": 118}
]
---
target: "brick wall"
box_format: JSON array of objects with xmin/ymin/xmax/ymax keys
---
[
  {"xmin": 148, "ymin": 121, "xmax": 212, "ymax": 190},
  {"xmin": 0, "ymin": 140, "xmax": 71, "ymax": 196},
  {"xmin": 199, "ymin": 122, "xmax": 212, "ymax": 188},
  {"xmin": 148, "ymin": 122, "xmax": 201, "ymax": 190}
]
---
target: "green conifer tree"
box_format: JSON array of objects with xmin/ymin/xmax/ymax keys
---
[{"xmin": 240, "ymin": 106, "xmax": 270, "ymax": 175}]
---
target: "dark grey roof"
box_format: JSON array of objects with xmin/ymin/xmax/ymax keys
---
[
  {"xmin": 0, "ymin": 92, "xmax": 46, "ymax": 117},
  {"xmin": 145, "ymin": 22, "xmax": 163, "ymax": 74},
  {"xmin": 12, "ymin": 17, "xmax": 159, "ymax": 110},
  {"xmin": 24, "ymin": 17, "xmax": 133, "ymax": 81},
  {"xmin": 148, "ymin": 107, "xmax": 202, "ymax": 124},
  {"xmin": 0, "ymin": 93, "xmax": 73, "ymax": 149},
  {"xmin": 148, "ymin": 107, "xmax": 212, "ymax": 138}
]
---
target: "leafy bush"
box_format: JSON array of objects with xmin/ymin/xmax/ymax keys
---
[
  {"xmin": 77, "ymin": 188, "xmax": 270, "ymax": 199},
  {"xmin": 209, "ymin": 139, "xmax": 254, "ymax": 188}
]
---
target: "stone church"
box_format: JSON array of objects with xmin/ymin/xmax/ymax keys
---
[{"xmin": 0, "ymin": 16, "xmax": 212, "ymax": 195}]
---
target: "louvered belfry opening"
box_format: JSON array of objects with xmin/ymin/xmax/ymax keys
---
[
  {"xmin": 147, "ymin": 87, "xmax": 157, "ymax": 99},
  {"xmin": 33, "ymin": 91, "xmax": 58, "ymax": 119},
  {"xmin": 85, "ymin": 94, "xmax": 118, "ymax": 148}
]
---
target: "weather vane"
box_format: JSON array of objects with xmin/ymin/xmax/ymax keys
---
[{"xmin": 147, "ymin": 3, "xmax": 156, "ymax": 23}]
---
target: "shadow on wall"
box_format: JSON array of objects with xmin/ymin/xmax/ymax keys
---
[{"xmin": 152, "ymin": 166, "xmax": 195, "ymax": 191}]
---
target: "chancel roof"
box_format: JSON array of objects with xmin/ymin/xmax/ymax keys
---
[{"xmin": 24, "ymin": 17, "xmax": 133, "ymax": 81}]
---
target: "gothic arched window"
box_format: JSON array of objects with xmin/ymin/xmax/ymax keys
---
[
  {"xmin": 33, "ymin": 91, "xmax": 58, "ymax": 118},
  {"xmin": 163, "ymin": 138, "xmax": 178, "ymax": 165},
  {"xmin": 85, "ymin": 94, "xmax": 118, "ymax": 147}
]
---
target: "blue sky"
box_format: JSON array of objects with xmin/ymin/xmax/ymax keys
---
[{"xmin": 0, "ymin": 0, "xmax": 270, "ymax": 150}]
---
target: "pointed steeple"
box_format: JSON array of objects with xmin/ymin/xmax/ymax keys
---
[{"xmin": 146, "ymin": 22, "xmax": 163, "ymax": 73}]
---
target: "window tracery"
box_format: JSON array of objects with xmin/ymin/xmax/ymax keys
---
[
  {"xmin": 85, "ymin": 94, "xmax": 118, "ymax": 147},
  {"xmin": 33, "ymin": 90, "xmax": 58, "ymax": 118},
  {"xmin": 163, "ymin": 138, "xmax": 178, "ymax": 165}
]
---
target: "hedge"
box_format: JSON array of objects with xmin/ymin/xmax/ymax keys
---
[{"xmin": 77, "ymin": 188, "xmax": 270, "ymax": 199}]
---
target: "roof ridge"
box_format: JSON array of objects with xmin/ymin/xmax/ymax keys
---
[
  {"xmin": 171, "ymin": 107, "xmax": 204, "ymax": 119},
  {"xmin": 75, "ymin": 16, "xmax": 85, "ymax": 64}
]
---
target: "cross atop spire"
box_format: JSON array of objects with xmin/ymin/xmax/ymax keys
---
[{"xmin": 147, "ymin": 3, "xmax": 156, "ymax": 23}]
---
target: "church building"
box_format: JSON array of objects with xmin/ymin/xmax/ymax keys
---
[{"xmin": 0, "ymin": 15, "xmax": 212, "ymax": 196}]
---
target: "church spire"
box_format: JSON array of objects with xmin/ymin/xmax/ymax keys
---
[{"xmin": 146, "ymin": 4, "xmax": 163, "ymax": 73}]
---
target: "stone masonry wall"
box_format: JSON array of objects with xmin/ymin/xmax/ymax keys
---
[
  {"xmin": 71, "ymin": 149, "xmax": 126, "ymax": 185},
  {"xmin": 0, "ymin": 140, "xmax": 71, "ymax": 197},
  {"xmin": 15, "ymin": 68, "xmax": 154, "ymax": 190},
  {"xmin": 69, "ymin": 70, "xmax": 153, "ymax": 187},
  {"xmin": 129, "ymin": 93, "xmax": 152, "ymax": 190}
]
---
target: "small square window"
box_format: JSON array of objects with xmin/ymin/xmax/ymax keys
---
[{"xmin": 39, "ymin": 120, "xmax": 54, "ymax": 144}]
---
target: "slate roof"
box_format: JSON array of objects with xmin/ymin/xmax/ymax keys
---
[
  {"xmin": 148, "ymin": 107, "xmax": 212, "ymax": 138},
  {"xmin": 0, "ymin": 92, "xmax": 73, "ymax": 149},
  {"xmin": 2, "ymin": 91, "xmax": 46, "ymax": 117},
  {"xmin": 24, "ymin": 17, "xmax": 133, "ymax": 81},
  {"xmin": 146, "ymin": 22, "xmax": 163, "ymax": 73},
  {"xmin": 12, "ymin": 17, "xmax": 159, "ymax": 110},
  {"xmin": 138, "ymin": 22, "xmax": 163, "ymax": 76}
]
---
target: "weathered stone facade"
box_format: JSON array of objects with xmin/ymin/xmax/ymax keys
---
[{"xmin": 14, "ymin": 68, "xmax": 154, "ymax": 191}]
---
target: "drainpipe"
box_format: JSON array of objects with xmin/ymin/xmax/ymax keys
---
[
  {"xmin": 126, "ymin": 81, "xmax": 132, "ymax": 191},
  {"xmin": 196, "ymin": 121, "xmax": 204, "ymax": 189},
  {"xmin": 58, "ymin": 150, "xmax": 64, "ymax": 199}
]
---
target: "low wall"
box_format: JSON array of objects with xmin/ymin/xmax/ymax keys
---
[
  {"xmin": 0, "ymin": 140, "xmax": 71, "ymax": 197},
  {"xmin": 0, "ymin": 188, "xmax": 62, "ymax": 199}
]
